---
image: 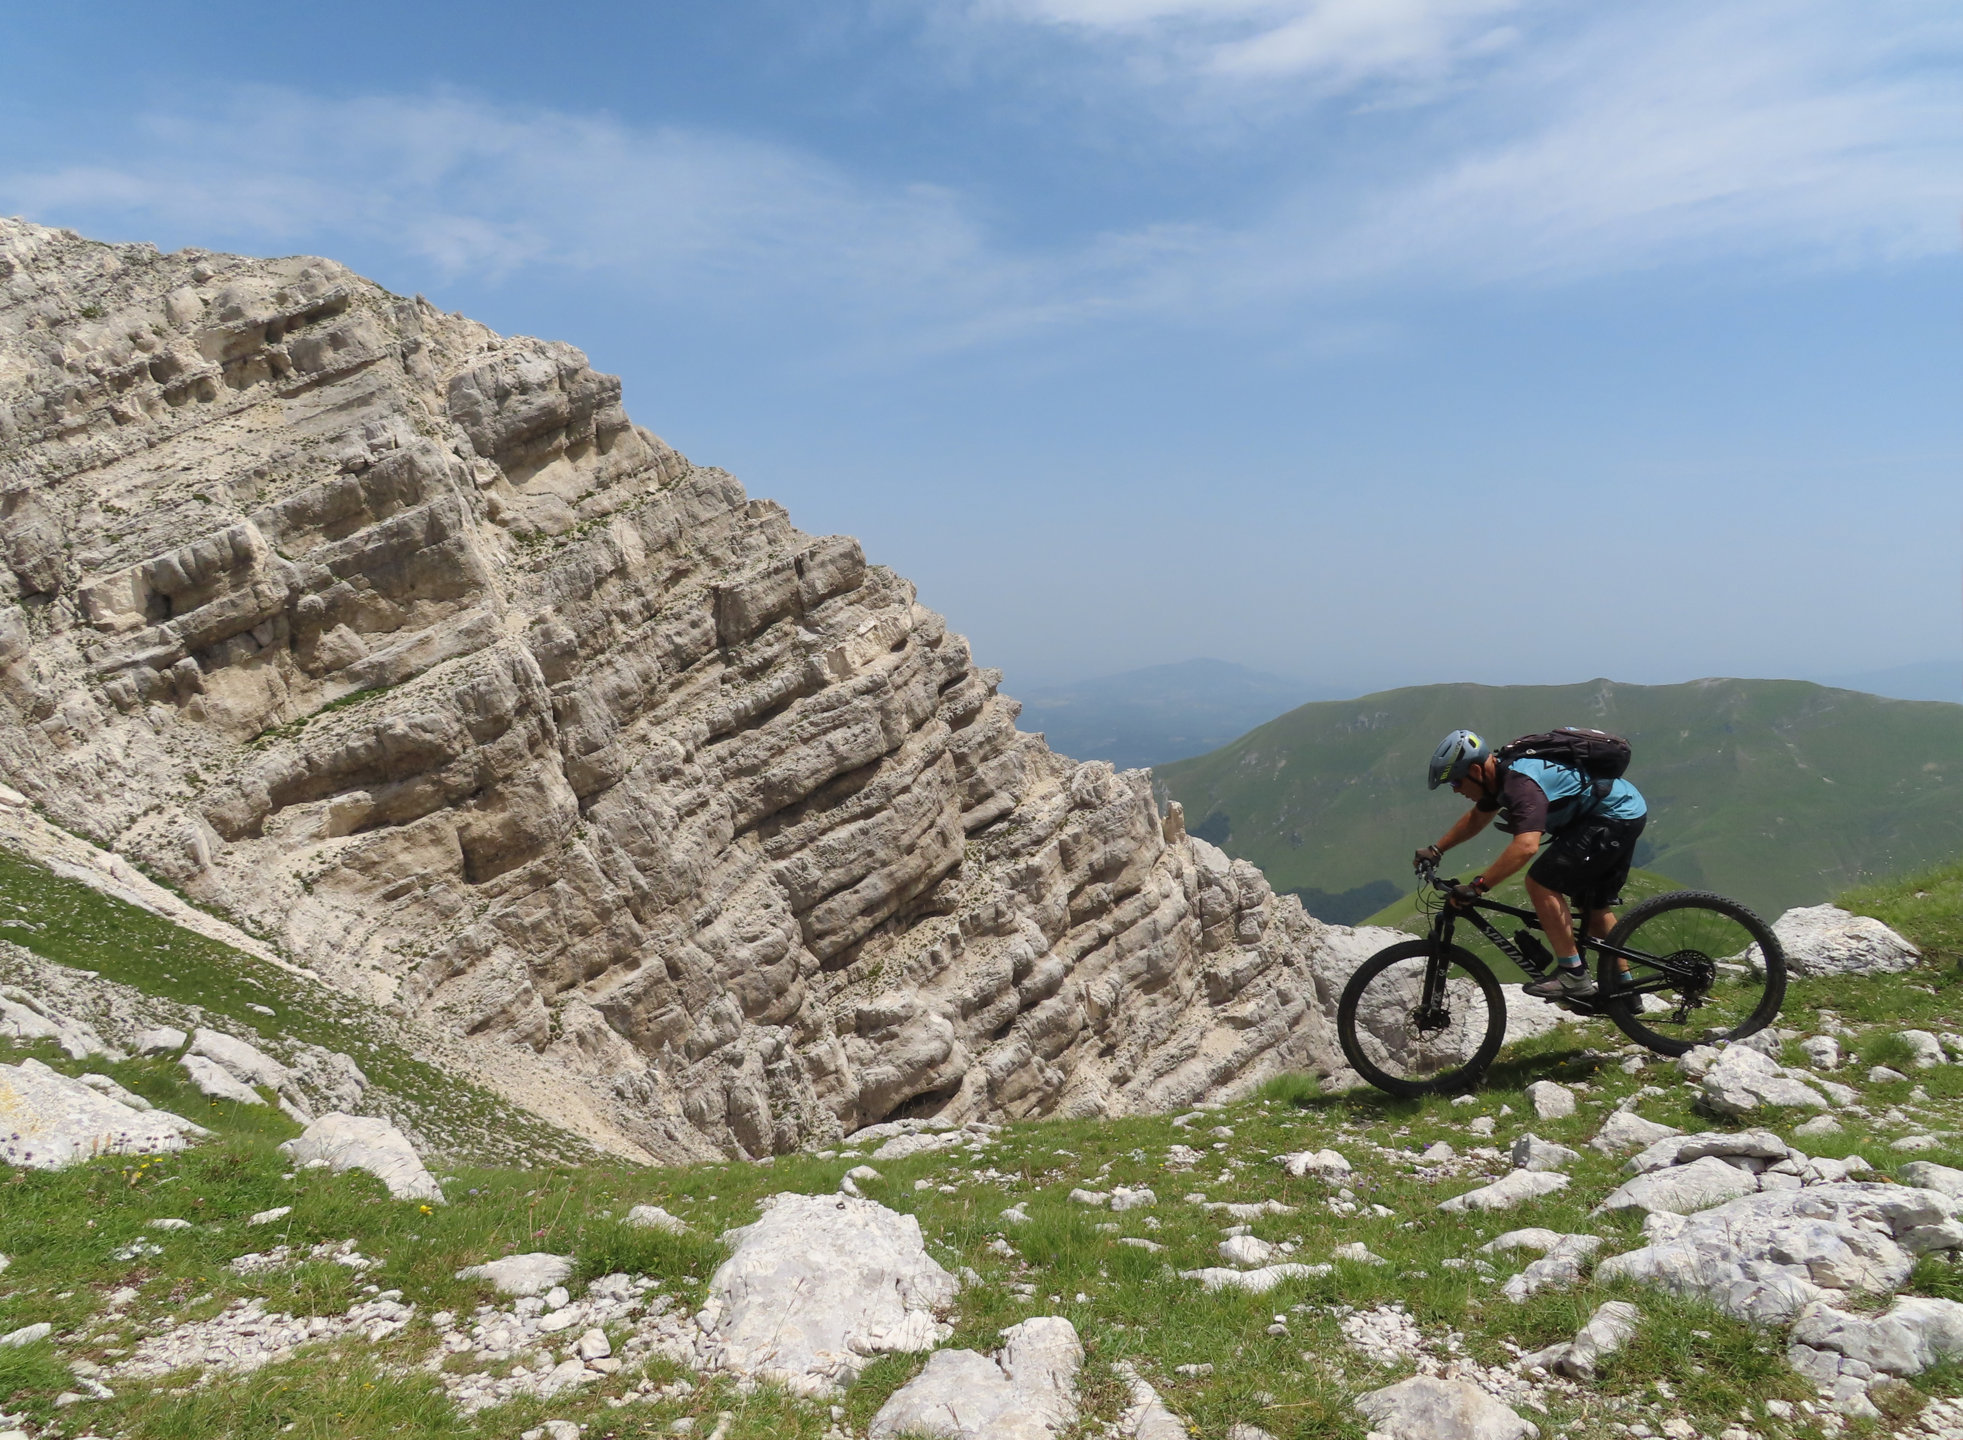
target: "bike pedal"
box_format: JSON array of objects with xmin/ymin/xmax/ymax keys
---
[{"xmin": 1555, "ymin": 997, "xmax": 1601, "ymax": 1016}]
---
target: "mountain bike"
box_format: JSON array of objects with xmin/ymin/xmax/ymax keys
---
[{"xmin": 1335, "ymin": 860, "xmax": 1786, "ymax": 1098}]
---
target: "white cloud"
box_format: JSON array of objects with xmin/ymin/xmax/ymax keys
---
[
  {"xmin": 970, "ymin": 0, "xmax": 1528, "ymax": 88},
  {"xmin": 3, "ymin": 2, "xmax": 1956, "ymax": 356}
]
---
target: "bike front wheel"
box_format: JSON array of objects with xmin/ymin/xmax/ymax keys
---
[
  {"xmin": 1599, "ymin": 890, "xmax": 1786, "ymax": 1055},
  {"xmin": 1338, "ymin": 939, "xmax": 1507, "ymax": 1098}
]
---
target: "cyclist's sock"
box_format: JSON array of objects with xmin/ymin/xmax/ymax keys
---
[{"xmin": 1555, "ymin": 955, "xmax": 1582, "ymax": 970}]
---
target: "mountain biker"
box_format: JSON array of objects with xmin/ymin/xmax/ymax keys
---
[{"xmin": 1415, "ymin": 729, "xmax": 1648, "ymax": 1001}]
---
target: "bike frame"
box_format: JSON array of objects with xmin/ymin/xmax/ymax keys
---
[{"xmin": 1415, "ymin": 869, "xmax": 1717, "ymax": 1018}]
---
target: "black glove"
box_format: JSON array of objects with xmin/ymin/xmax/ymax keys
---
[
  {"xmin": 1413, "ymin": 845, "xmax": 1441, "ymax": 872},
  {"xmin": 1447, "ymin": 881, "xmax": 1482, "ymax": 907}
]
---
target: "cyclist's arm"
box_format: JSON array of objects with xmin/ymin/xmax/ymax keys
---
[
  {"xmin": 1476, "ymin": 831, "xmax": 1542, "ymax": 891},
  {"xmin": 1433, "ymin": 806, "xmax": 1496, "ymax": 854}
]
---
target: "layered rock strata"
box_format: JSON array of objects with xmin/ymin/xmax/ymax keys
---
[{"xmin": 0, "ymin": 218, "xmax": 1350, "ymax": 1160}]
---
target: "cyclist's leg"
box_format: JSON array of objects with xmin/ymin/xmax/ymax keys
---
[{"xmin": 1525, "ymin": 874, "xmax": 1577, "ymax": 955}]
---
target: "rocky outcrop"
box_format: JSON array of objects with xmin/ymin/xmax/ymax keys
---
[
  {"xmin": 0, "ymin": 218, "xmax": 1350, "ymax": 1161},
  {"xmin": 1753, "ymin": 904, "xmax": 1919, "ymax": 978}
]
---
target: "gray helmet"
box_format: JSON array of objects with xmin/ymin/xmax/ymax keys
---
[{"xmin": 1427, "ymin": 728, "xmax": 1491, "ymax": 790}]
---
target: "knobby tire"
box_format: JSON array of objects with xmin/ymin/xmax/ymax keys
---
[
  {"xmin": 1598, "ymin": 889, "xmax": 1786, "ymax": 1056},
  {"xmin": 1338, "ymin": 938, "xmax": 1507, "ymax": 1098}
]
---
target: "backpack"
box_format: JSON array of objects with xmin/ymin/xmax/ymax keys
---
[{"xmin": 1496, "ymin": 728, "xmax": 1632, "ymax": 801}]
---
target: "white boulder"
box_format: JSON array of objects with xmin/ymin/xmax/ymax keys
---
[
  {"xmin": 1698, "ymin": 1046, "xmax": 1828, "ymax": 1116},
  {"xmin": 1438, "ymin": 1170, "xmax": 1569, "ymax": 1213},
  {"xmin": 1277, "ymin": 1149, "xmax": 1350, "ymax": 1180},
  {"xmin": 1758, "ymin": 905, "xmax": 1918, "ymax": 978},
  {"xmin": 1354, "ymin": 1375, "xmax": 1539, "ymax": 1440},
  {"xmin": 180, "ymin": 1054, "xmax": 265, "ymax": 1105},
  {"xmin": 1595, "ymin": 1182, "xmax": 1953, "ymax": 1325},
  {"xmin": 624, "ymin": 1204, "xmax": 690, "ymax": 1233},
  {"xmin": 1511, "ymin": 1134, "xmax": 1579, "ymax": 1172},
  {"xmin": 455, "ymin": 1253, "xmax": 574, "ymax": 1296},
  {"xmin": 0, "ymin": 1058, "xmax": 205, "ymax": 1168},
  {"xmin": 1525, "ymin": 1081, "xmax": 1574, "ymax": 1120},
  {"xmin": 189, "ymin": 1028, "xmax": 292, "ymax": 1090},
  {"xmin": 0, "ymin": 988, "xmax": 117, "ymax": 1061},
  {"xmin": 694, "ymin": 1192, "xmax": 957, "ymax": 1395},
  {"xmin": 1589, "ymin": 1110, "xmax": 1680, "ymax": 1152},
  {"xmin": 1898, "ymin": 1162, "xmax": 1963, "ymax": 1201},
  {"xmin": 279, "ymin": 1113, "xmax": 443, "ymax": 1202},
  {"xmin": 867, "ymin": 1316, "xmax": 1081, "ymax": 1440},
  {"xmin": 1179, "ymin": 1262, "xmax": 1331, "ymax": 1294},
  {"xmin": 1219, "ymin": 1235, "xmax": 1275, "ymax": 1267},
  {"xmin": 1898, "ymin": 1030, "xmax": 1948, "ymax": 1068},
  {"xmin": 1789, "ymin": 1295, "xmax": 1963, "ymax": 1378},
  {"xmin": 1595, "ymin": 1156, "xmax": 1761, "ymax": 1216},
  {"xmin": 132, "ymin": 1026, "xmax": 188, "ymax": 1056},
  {"xmin": 1799, "ymin": 1035, "xmax": 1841, "ymax": 1069}
]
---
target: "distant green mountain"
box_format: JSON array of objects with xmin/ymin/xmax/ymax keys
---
[
  {"xmin": 1008, "ymin": 658, "xmax": 1341, "ymax": 771},
  {"xmin": 1155, "ymin": 677, "xmax": 1963, "ymax": 924}
]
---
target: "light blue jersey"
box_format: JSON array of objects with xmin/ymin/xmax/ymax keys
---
[{"xmin": 1508, "ymin": 757, "xmax": 1647, "ymax": 829}]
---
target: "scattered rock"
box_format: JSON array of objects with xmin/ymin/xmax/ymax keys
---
[
  {"xmin": 1869, "ymin": 1066, "xmax": 1909, "ymax": 1085},
  {"xmin": 1332, "ymin": 1242, "xmax": 1386, "ymax": 1265},
  {"xmin": 455, "ymin": 1253, "xmax": 575, "ymax": 1297},
  {"xmin": 1510, "ymin": 1134, "xmax": 1578, "ymax": 1173},
  {"xmin": 1276, "ymin": 1149, "xmax": 1350, "ymax": 1180},
  {"xmin": 279, "ymin": 1113, "xmax": 443, "ymax": 1202},
  {"xmin": 1219, "ymin": 1235, "xmax": 1276, "ymax": 1267},
  {"xmin": 1898, "ymin": 1030, "xmax": 1948, "ymax": 1068},
  {"xmin": 1467, "ymin": 1116, "xmax": 1496, "ymax": 1137},
  {"xmin": 695, "ymin": 1193, "xmax": 956, "ymax": 1395},
  {"xmin": 1789, "ymin": 1296, "xmax": 1963, "ymax": 1379},
  {"xmin": 1759, "ymin": 905, "xmax": 1918, "ymax": 977},
  {"xmin": 0, "ymin": 988, "xmax": 118, "ymax": 1061},
  {"xmin": 1699, "ymin": 1046, "xmax": 1827, "ymax": 1116},
  {"xmin": 0, "ymin": 1058, "xmax": 205, "ymax": 1168},
  {"xmin": 1898, "ymin": 1162, "xmax": 1963, "ymax": 1201},
  {"xmin": 1420, "ymin": 1141, "xmax": 1455, "ymax": 1163},
  {"xmin": 180, "ymin": 1053, "xmax": 265, "ymax": 1105},
  {"xmin": 1525, "ymin": 1081, "xmax": 1574, "ymax": 1120},
  {"xmin": 1438, "ymin": 1171, "xmax": 1569, "ymax": 1213},
  {"xmin": 1067, "ymin": 1188, "xmax": 1108, "ymax": 1206},
  {"xmin": 1539, "ymin": 1301, "xmax": 1639, "ymax": 1381},
  {"xmin": 1114, "ymin": 1359, "xmax": 1191, "ymax": 1439},
  {"xmin": 625, "ymin": 1204, "xmax": 691, "ymax": 1233},
  {"xmin": 1110, "ymin": 1186, "xmax": 1156, "ymax": 1212},
  {"xmin": 1353, "ymin": 1374, "xmax": 1539, "ymax": 1440},
  {"xmin": 1595, "ymin": 1182, "xmax": 1956, "ymax": 1324},
  {"xmin": 1180, "ymin": 1263, "xmax": 1330, "ymax": 1294},
  {"xmin": 1589, "ymin": 1110, "xmax": 1681, "ymax": 1152},
  {"xmin": 1793, "ymin": 1115, "xmax": 1842, "ymax": 1139},
  {"xmin": 0, "ymin": 1323, "xmax": 53, "ymax": 1348},
  {"xmin": 1799, "ymin": 1035, "xmax": 1841, "ymax": 1069},
  {"xmin": 188, "ymin": 1027, "xmax": 293, "ymax": 1091},
  {"xmin": 76, "ymin": 1071, "xmax": 152, "ymax": 1111},
  {"xmin": 113, "ymin": 1296, "xmax": 413, "ymax": 1379},
  {"xmin": 867, "ymin": 1315, "xmax": 1080, "ymax": 1439},
  {"xmin": 249, "ymin": 1206, "xmax": 292, "ymax": 1226},
  {"xmin": 132, "ymin": 1026, "xmax": 188, "ymax": 1056},
  {"xmin": 1596, "ymin": 1155, "xmax": 1762, "ymax": 1216}
]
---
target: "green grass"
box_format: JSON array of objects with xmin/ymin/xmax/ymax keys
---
[
  {"xmin": 0, "ymin": 844, "xmax": 592, "ymax": 1166},
  {"xmin": 1838, "ymin": 856, "xmax": 1963, "ymax": 967},
  {"xmin": 1157, "ymin": 676, "xmax": 1963, "ymax": 923}
]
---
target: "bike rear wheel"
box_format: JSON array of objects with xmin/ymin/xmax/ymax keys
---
[
  {"xmin": 1338, "ymin": 939, "xmax": 1507, "ymax": 1098},
  {"xmin": 1598, "ymin": 890, "xmax": 1786, "ymax": 1056}
]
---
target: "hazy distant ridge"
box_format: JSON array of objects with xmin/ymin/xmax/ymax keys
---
[{"xmin": 1157, "ymin": 676, "xmax": 1963, "ymax": 922}]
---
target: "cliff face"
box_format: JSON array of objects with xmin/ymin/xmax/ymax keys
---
[{"xmin": 0, "ymin": 219, "xmax": 1353, "ymax": 1160}]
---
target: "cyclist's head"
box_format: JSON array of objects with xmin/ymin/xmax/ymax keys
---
[{"xmin": 1427, "ymin": 728, "xmax": 1491, "ymax": 790}]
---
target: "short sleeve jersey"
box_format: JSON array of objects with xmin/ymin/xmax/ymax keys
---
[{"xmin": 1485, "ymin": 758, "xmax": 1647, "ymax": 836}]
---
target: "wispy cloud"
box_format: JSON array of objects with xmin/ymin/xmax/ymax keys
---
[{"xmin": 3, "ymin": 2, "xmax": 1955, "ymax": 357}]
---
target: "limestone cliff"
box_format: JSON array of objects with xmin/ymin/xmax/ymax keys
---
[{"xmin": 0, "ymin": 218, "xmax": 1357, "ymax": 1161}]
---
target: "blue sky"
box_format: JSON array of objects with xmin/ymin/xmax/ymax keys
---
[{"xmin": 3, "ymin": 1, "xmax": 1958, "ymax": 695}]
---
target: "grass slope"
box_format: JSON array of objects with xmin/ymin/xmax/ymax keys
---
[
  {"xmin": 1156, "ymin": 677, "xmax": 1963, "ymax": 922},
  {"xmin": 5, "ymin": 962, "xmax": 1960, "ymax": 1437},
  {"xmin": 0, "ymin": 846, "xmax": 593, "ymax": 1166}
]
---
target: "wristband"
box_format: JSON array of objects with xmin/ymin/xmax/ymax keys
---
[{"xmin": 1473, "ymin": 876, "xmax": 1490, "ymax": 893}]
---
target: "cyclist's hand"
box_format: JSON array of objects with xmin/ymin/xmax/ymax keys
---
[
  {"xmin": 1413, "ymin": 845, "xmax": 1441, "ymax": 873},
  {"xmin": 1446, "ymin": 881, "xmax": 1481, "ymax": 908}
]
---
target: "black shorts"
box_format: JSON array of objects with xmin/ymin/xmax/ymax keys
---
[{"xmin": 1528, "ymin": 814, "xmax": 1646, "ymax": 912}]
